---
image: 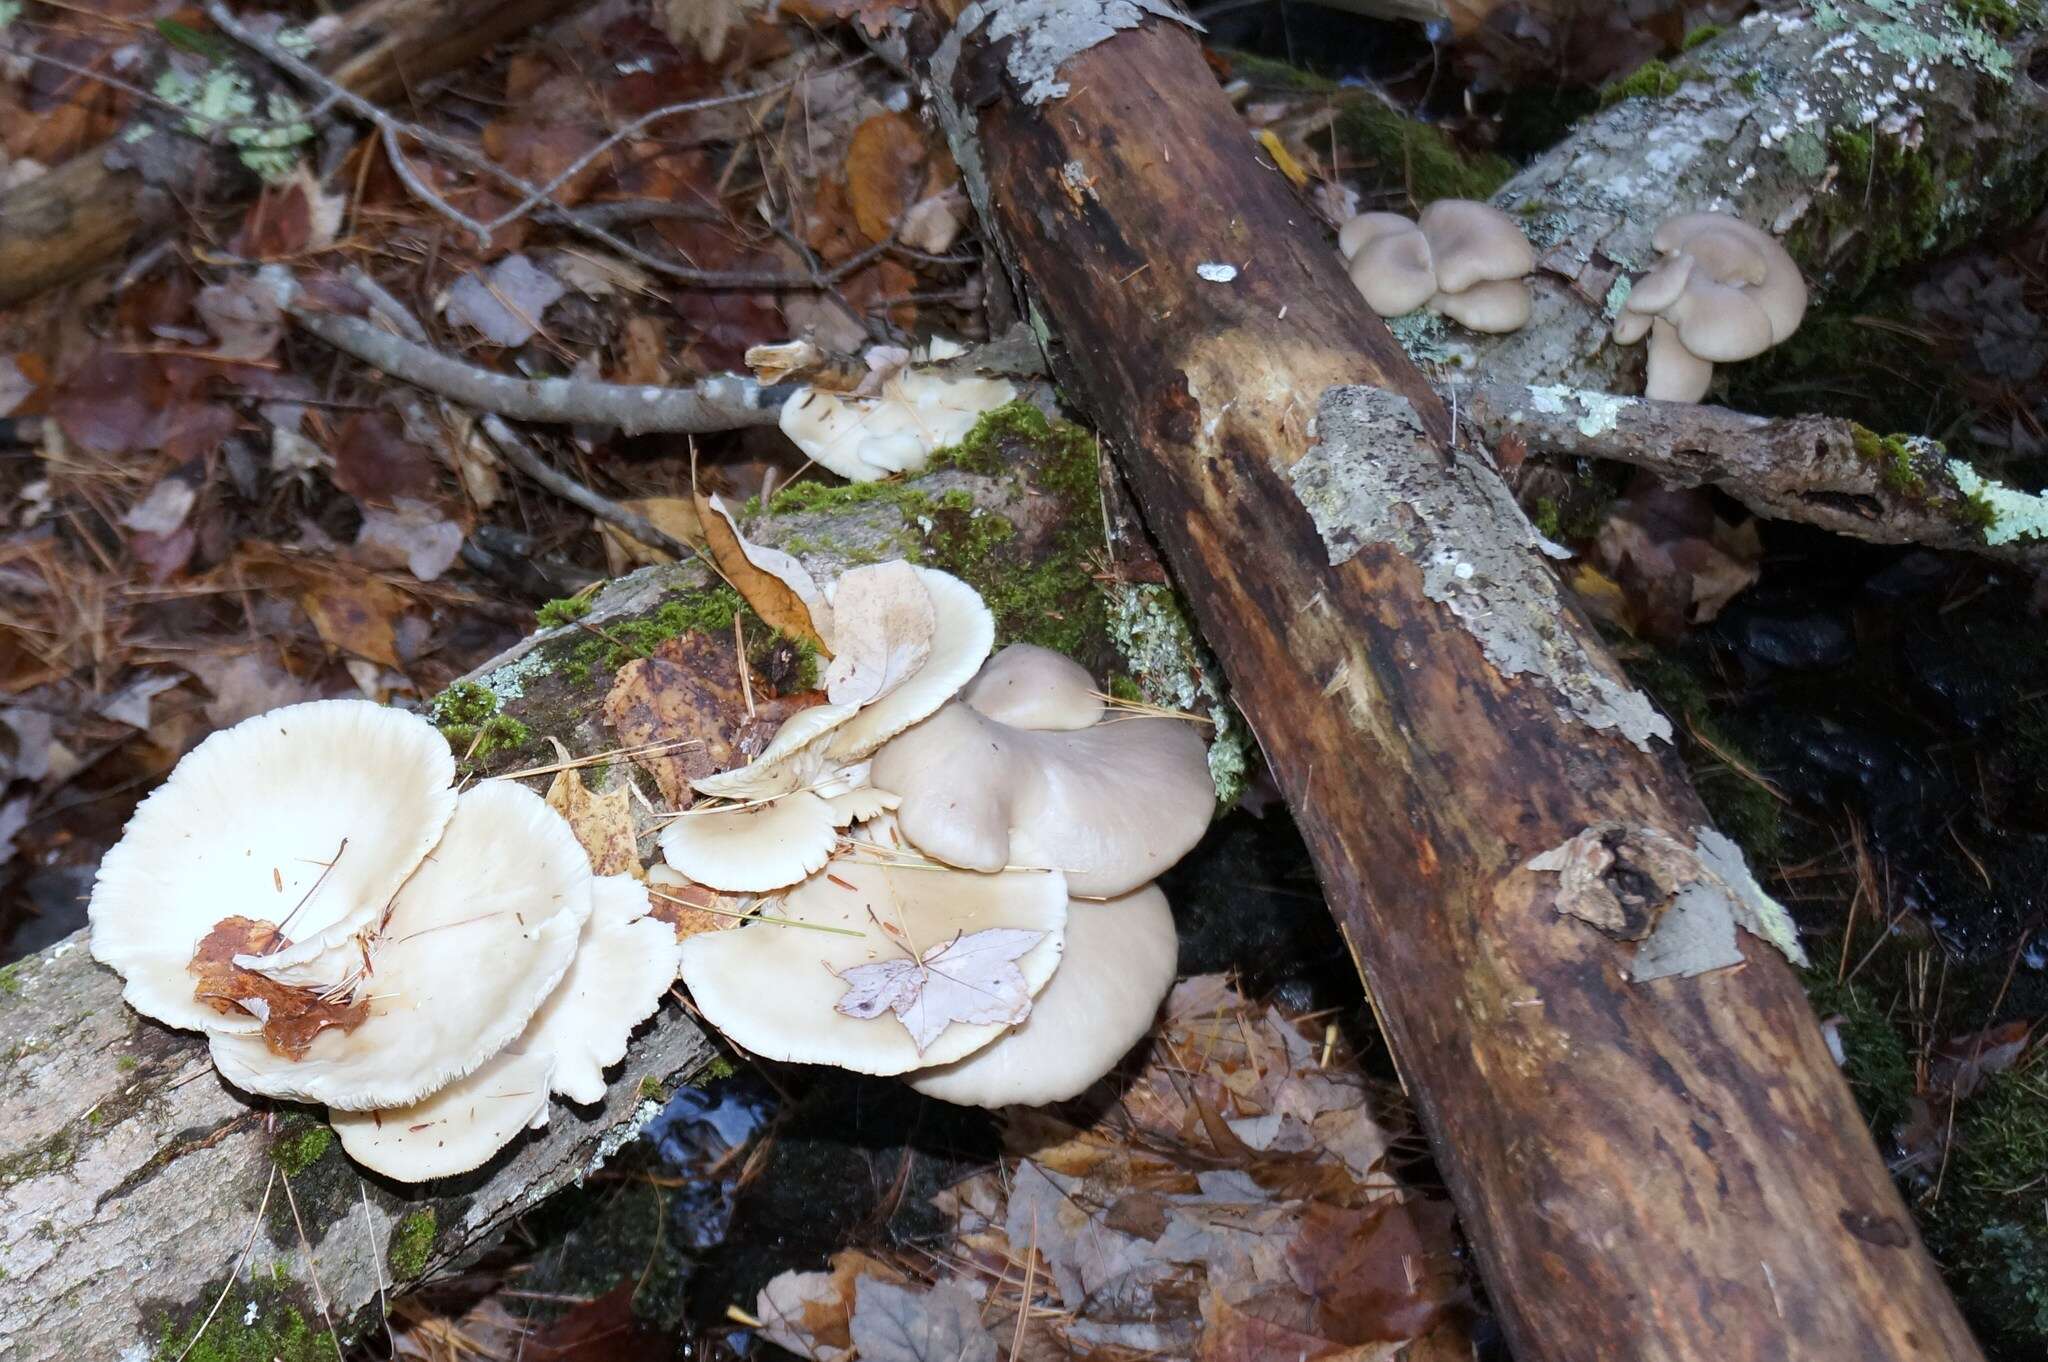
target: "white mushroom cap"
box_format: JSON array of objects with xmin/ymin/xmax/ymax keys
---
[
  {"xmin": 330, "ymin": 1048, "xmax": 555, "ymax": 1182},
  {"xmin": 207, "ymin": 779, "xmax": 592, "ymax": 1110},
  {"xmin": 659, "ymin": 789, "xmax": 840, "ymax": 892},
  {"xmin": 1339, "ymin": 213, "xmax": 1436, "ymax": 317},
  {"xmin": 960, "ymin": 643, "xmax": 1104, "ymax": 731},
  {"xmin": 870, "ymin": 701, "xmax": 1213, "ymax": 898},
  {"xmin": 1417, "ymin": 199, "xmax": 1537, "ymax": 294},
  {"xmin": 520, "ymin": 873, "xmax": 681, "ymax": 1104},
  {"xmin": 778, "ymin": 371, "xmax": 1019, "ymax": 483},
  {"xmin": 87, "ymin": 699, "xmax": 457, "ymax": 1037},
  {"xmin": 1615, "ymin": 211, "xmax": 1808, "ymax": 402},
  {"xmin": 909, "ymin": 884, "xmax": 1176, "ymax": 1108},
  {"xmin": 677, "ymin": 855, "xmax": 1068, "ymax": 1074},
  {"xmin": 825, "ymin": 568, "xmax": 994, "ymax": 761}
]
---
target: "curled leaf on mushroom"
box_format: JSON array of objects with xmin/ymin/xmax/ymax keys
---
[
  {"xmin": 1338, "ymin": 200, "xmax": 1537, "ymax": 334},
  {"xmin": 675, "ymin": 642, "xmax": 1211, "ymax": 1109},
  {"xmin": 773, "ymin": 337, "xmax": 1018, "ymax": 483},
  {"xmin": 88, "ymin": 699, "xmax": 679, "ymax": 1182},
  {"xmin": 1612, "ymin": 211, "xmax": 1808, "ymax": 402}
]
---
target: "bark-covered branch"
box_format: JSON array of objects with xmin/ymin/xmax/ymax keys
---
[
  {"xmin": 1456, "ymin": 380, "xmax": 2048, "ymax": 565},
  {"xmin": 1463, "ymin": 2, "xmax": 2048, "ymax": 394}
]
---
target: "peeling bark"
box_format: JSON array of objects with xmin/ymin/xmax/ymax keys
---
[
  {"xmin": 899, "ymin": 3, "xmax": 1984, "ymax": 1358},
  {"xmin": 1461, "ymin": 2, "xmax": 2048, "ymax": 395}
]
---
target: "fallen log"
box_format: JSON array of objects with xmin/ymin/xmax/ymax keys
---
[
  {"xmin": 892, "ymin": 3, "xmax": 1982, "ymax": 1358},
  {"xmin": 0, "ymin": 0, "xmax": 577, "ymax": 307},
  {"xmin": 0, "ymin": 414, "xmax": 1151, "ymax": 1359}
]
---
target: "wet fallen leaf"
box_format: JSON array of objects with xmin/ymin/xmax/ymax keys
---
[
  {"xmin": 1284, "ymin": 1199, "xmax": 1463, "ymax": 1343},
  {"xmin": 1930, "ymin": 1020, "xmax": 2033, "ymax": 1101},
  {"xmin": 845, "ymin": 112, "xmax": 929, "ymax": 244},
  {"xmin": 545, "ymin": 743, "xmax": 643, "ymax": 877},
  {"xmin": 334, "ymin": 411, "xmax": 439, "ymax": 503},
  {"xmin": 601, "ymin": 631, "xmax": 754, "ymax": 805},
  {"xmin": 848, "ymin": 1277, "xmax": 998, "ymax": 1362},
  {"xmin": 520, "ymin": 1280, "xmax": 672, "ymax": 1360},
  {"xmin": 1594, "ymin": 479, "xmax": 1761, "ymax": 641},
  {"xmin": 354, "ymin": 498, "xmax": 466, "ymax": 582},
  {"xmin": 444, "ymin": 253, "xmax": 566, "ymax": 348},
  {"xmin": 756, "ymin": 1249, "xmax": 909, "ymax": 1362},
  {"xmin": 697, "ymin": 492, "xmax": 831, "ymax": 650},
  {"xmin": 659, "ymin": 0, "xmax": 767, "ymax": 61},
  {"xmin": 195, "ymin": 276, "xmax": 287, "ymax": 360}
]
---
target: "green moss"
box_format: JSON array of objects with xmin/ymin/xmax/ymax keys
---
[
  {"xmin": 693, "ymin": 1055, "xmax": 737, "ymax": 1085},
  {"xmin": 535, "ymin": 595, "xmax": 593, "ymax": 628},
  {"xmin": 1954, "ymin": 0, "xmax": 2035, "ymax": 38},
  {"xmin": 1681, "ymin": 22, "xmax": 1726, "ymax": 49},
  {"xmin": 0, "ymin": 959, "xmax": 25, "ymax": 998},
  {"xmin": 1934, "ymin": 1066, "xmax": 2048, "ymax": 1349},
  {"xmin": 1956, "ymin": 488, "xmax": 2002, "ymax": 532},
  {"xmin": 1849, "ymin": 423, "xmax": 1930, "ymax": 495},
  {"xmin": 0, "ymin": 1129, "xmax": 75, "ymax": 1189},
  {"xmin": 268, "ymin": 1119, "xmax": 333, "ymax": 1176},
  {"xmin": 1106, "ymin": 673, "xmax": 1146, "ymax": 704},
  {"xmin": 768, "ymin": 478, "xmax": 931, "ymax": 515},
  {"xmin": 1531, "ymin": 496, "xmax": 1562, "ymax": 541},
  {"xmin": 1599, "ymin": 59, "xmax": 1685, "ymax": 107},
  {"xmin": 117, "ymin": 1054, "xmax": 138, "ymax": 1072},
  {"xmin": 430, "ymin": 682, "xmax": 532, "ymax": 763},
  {"xmin": 388, "ymin": 1209, "xmax": 436, "ymax": 1281},
  {"xmin": 558, "ymin": 585, "xmax": 754, "ymax": 685},
  {"xmin": 153, "ymin": 1268, "xmax": 337, "ymax": 1362},
  {"xmin": 638, "ymin": 1074, "xmax": 665, "ymax": 1101},
  {"xmin": 1731, "ymin": 70, "xmax": 1761, "ymax": 95}
]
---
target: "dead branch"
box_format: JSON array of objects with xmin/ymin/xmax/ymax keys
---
[
  {"xmin": 479, "ymin": 414, "xmax": 696, "ymax": 560},
  {"xmin": 1454, "ymin": 382, "xmax": 2048, "ymax": 568}
]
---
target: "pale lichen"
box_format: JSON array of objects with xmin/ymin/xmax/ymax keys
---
[
  {"xmin": 1946, "ymin": 459, "xmax": 2048, "ymax": 543},
  {"xmin": 1104, "ymin": 583, "xmax": 1251, "ymax": 806}
]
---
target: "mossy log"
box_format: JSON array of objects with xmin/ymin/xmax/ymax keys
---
[
  {"xmin": 1460, "ymin": 1, "xmax": 2048, "ymax": 394},
  {"xmin": 0, "ymin": 413, "xmax": 1207, "ymax": 1361},
  {"xmin": 895, "ymin": 3, "xmax": 1982, "ymax": 1359},
  {"xmin": 0, "ymin": 0, "xmax": 579, "ymax": 308}
]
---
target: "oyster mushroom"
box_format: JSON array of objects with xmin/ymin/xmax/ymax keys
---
[
  {"xmin": 88, "ymin": 699, "xmax": 459, "ymax": 1037},
  {"xmin": 1612, "ymin": 211, "xmax": 1808, "ymax": 402},
  {"xmin": 909, "ymin": 884, "xmax": 1178, "ymax": 1108},
  {"xmin": 779, "ymin": 369, "xmax": 1018, "ymax": 483},
  {"xmin": 206, "ymin": 778, "xmax": 594, "ymax": 1111},
  {"xmin": 1337, "ymin": 200, "xmax": 1536, "ymax": 334},
  {"xmin": 677, "ymin": 854, "xmax": 1069, "ymax": 1073},
  {"xmin": 868, "ymin": 652, "xmax": 1213, "ymax": 898}
]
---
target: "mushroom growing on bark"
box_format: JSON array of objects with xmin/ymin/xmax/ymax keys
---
[
  {"xmin": 1337, "ymin": 200, "xmax": 1536, "ymax": 334},
  {"xmin": 1612, "ymin": 211, "xmax": 1809, "ymax": 402},
  {"xmin": 868, "ymin": 645, "xmax": 1214, "ymax": 897},
  {"xmin": 778, "ymin": 346, "xmax": 1017, "ymax": 482}
]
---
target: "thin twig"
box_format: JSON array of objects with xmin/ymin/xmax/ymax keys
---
[{"xmin": 478, "ymin": 414, "xmax": 694, "ymax": 558}]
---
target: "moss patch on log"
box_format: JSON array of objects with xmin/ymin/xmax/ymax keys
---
[
  {"xmin": 151, "ymin": 1265, "xmax": 339, "ymax": 1362},
  {"xmin": 387, "ymin": 1209, "xmax": 437, "ymax": 1281}
]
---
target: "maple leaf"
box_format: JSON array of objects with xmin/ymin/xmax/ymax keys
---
[{"xmin": 834, "ymin": 927, "xmax": 1044, "ymax": 1053}]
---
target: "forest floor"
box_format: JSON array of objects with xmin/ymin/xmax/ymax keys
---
[{"xmin": 3, "ymin": 1, "xmax": 2046, "ymax": 1359}]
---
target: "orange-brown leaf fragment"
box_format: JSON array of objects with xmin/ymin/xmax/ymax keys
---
[
  {"xmin": 545, "ymin": 750, "xmax": 644, "ymax": 878},
  {"xmin": 189, "ymin": 916, "xmax": 370, "ymax": 1059},
  {"xmin": 694, "ymin": 492, "xmax": 829, "ymax": 651},
  {"xmin": 845, "ymin": 112, "xmax": 929, "ymax": 244}
]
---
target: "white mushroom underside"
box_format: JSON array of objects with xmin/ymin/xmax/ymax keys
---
[
  {"xmin": 779, "ymin": 373, "xmax": 1018, "ymax": 483},
  {"xmin": 86, "ymin": 699, "xmax": 458, "ymax": 1037},
  {"xmin": 910, "ymin": 885, "xmax": 1178, "ymax": 1108},
  {"xmin": 677, "ymin": 855, "xmax": 1068, "ymax": 1074},
  {"xmin": 520, "ymin": 873, "xmax": 681, "ymax": 1104},
  {"xmin": 660, "ymin": 790, "xmax": 840, "ymax": 894},
  {"xmin": 824, "ymin": 568, "xmax": 994, "ymax": 761},
  {"xmin": 208, "ymin": 779, "xmax": 592, "ymax": 1111},
  {"xmin": 330, "ymin": 1048, "xmax": 554, "ymax": 1181}
]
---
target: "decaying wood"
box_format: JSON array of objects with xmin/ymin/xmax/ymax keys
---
[
  {"xmin": 1454, "ymin": 380, "xmax": 2048, "ymax": 566},
  {"xmin": 0, "ymin": 0, "xmax": 578, "ymax": 307},
  {"xmin": 1462, "ymin": 2, "xmax": 2048, "ymax": 394},
  {"xmin": 898, "ymin": 3, "xmax": 1982, "ymax": 1358}
]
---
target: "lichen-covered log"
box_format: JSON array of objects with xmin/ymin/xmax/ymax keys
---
[
  {"xmin": 1459, "ymin": 2, "xmax": 2048, "ymax": 394},
  {"xmin": 0, "ymin": 0, "xmax": 577, "ymax": 307},
  {"xmin": 897, "ymin": 3, "xmax": 1982, "ymax": 1358},
  {"xmin": 0, "ymin": 411, "xmax": 1198, "ymax": 1362}
]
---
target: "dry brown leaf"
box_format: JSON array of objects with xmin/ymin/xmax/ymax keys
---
[
  {"xmin": 298, "ymin": 575, "xmax": 407, "ymax": 668},
  {"xmin": 845, "ymin": 112, "xmax": 929, "ymax": 244},
  {"xmin": 544, "ymin": 740, "xmax": 644, "ymax": 878},
  {"xmin": 696, "ymin": 492, "xmax": 830, "ymax": 651},
  {"xmin": 601, "ymin": 632, "xmax": 757, "ymax": 805},
  {"xmin": 599, "ymin": 496, "xmax": 706, "ymax": 570},
  {"xmin": 189, "ymin": 916, "xmax": 370, "ymax": 1059},
  {"xmin": 645, "ymin": 872, "xmax": 730, "ymax": 941}
]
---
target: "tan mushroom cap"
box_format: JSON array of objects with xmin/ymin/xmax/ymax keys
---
[
  {"xmin": 87, "ymin": 699, "xmax": 458, "ymax": 1038},
  {"xmin": 208, "ymin": 779, "xmax": 592, "ymax": 1111},
  {"xmin": 1432, "ymin": 277, "xmax": 1531, "ymax": 333},
  {"xmin": 1616, "ymin": 212, "xmax": 1808, "ymax": 402},
  {"xmin": 909, "ymin": 884, "xmax": 1177, "ymax": 1108},
  {"xmin": 1339, "ymin": 213, "xmax": 1436, "ymax": 318},
  {"xmin": 520, "ymin": 873, "xmax": 681, "ymax": 1104},
  {"xmin": 330, "ymin": 1048, "xmax": 555, "ymax": 1182},
  {"xmin": 1417, "ymin": 199, "xmax": 1537, "ymax": 294},
  {"xmin": 676, "ymin": 855, "xmax": 1068, "ymax": 1074},
  {"xmin": 960, "ymin": 643, "xmax": 1104, "ymax": 731},
  {"xmin": 869, "ymin": 700, "xmax": 1213, "ymax": 898}
]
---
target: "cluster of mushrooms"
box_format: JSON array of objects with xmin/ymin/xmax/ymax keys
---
[
  {"xmin": 1336, "ymin": 198, "xmax": 1808, "ymax": 401},
  {"xmin": 86, "ymin": 553, "xmax": 1214, "ymax": 1180},
  {"xmin": 773, "ymin": 338, "xmax": 1017, "ymax": 483},
  {"xmin": 87, "ymin": 700, "xmax": 680, "ymax": 1181}
]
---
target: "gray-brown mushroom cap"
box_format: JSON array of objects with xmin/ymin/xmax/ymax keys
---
[
  {"xmin": 1417, "ymin": 199, "xmax": 1537, "ymax": 294},
  {"xmin": 869, "ymin": 698, "xmax": 1213, "ymax": 899},
  {"xmin": 1616, "ymin": 211, "xmax": 1808, "ymax": 402},
  {"xmin": 960, "ymin": 643, "xmax": 1104, "ymax": 731},
  {"xmin": 1338, "ymin": 213, "xmax": 1436, "ymax": 318}
]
